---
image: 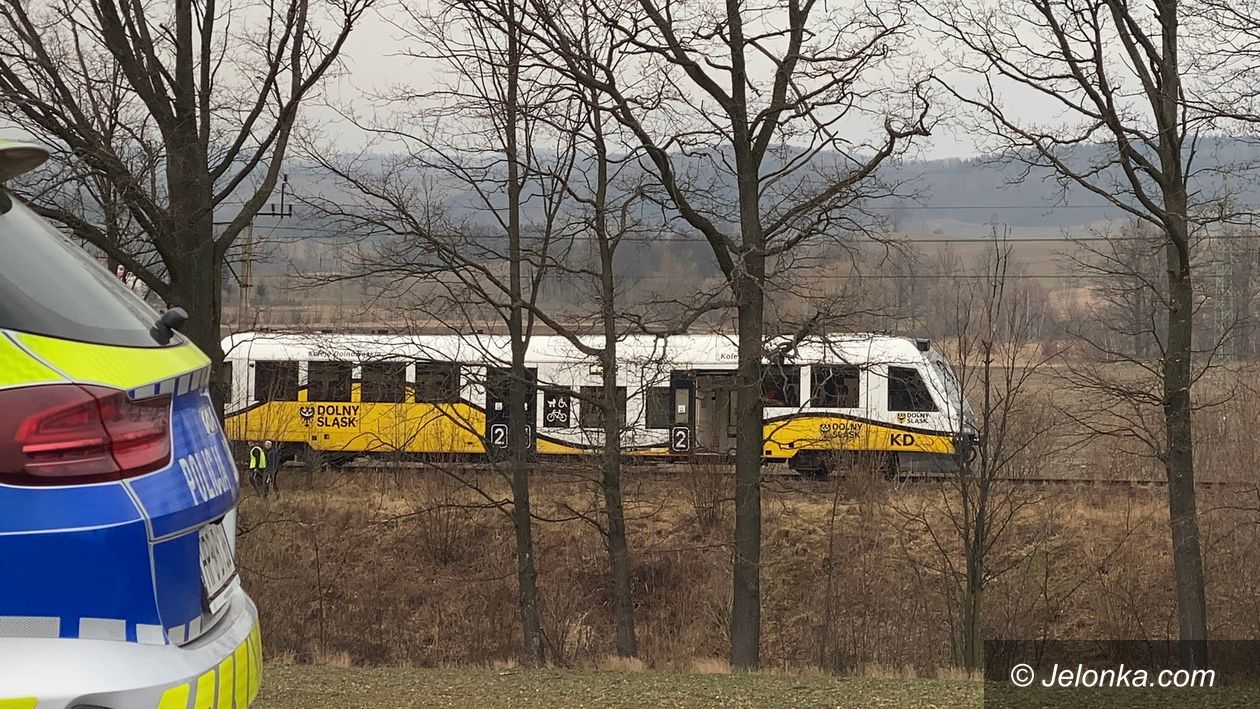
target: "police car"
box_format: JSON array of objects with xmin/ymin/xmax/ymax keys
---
[{"xmin": 0, "ymin": 142, "xmax": 260, "ymax": 707}]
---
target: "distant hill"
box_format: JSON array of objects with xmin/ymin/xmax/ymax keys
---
[
  {"xmin": 244, "ymin": 137, "xmax": 1260, "ymax": 278},
  {"xmin": 882, "ymin": 137, "xmax": 1260, "ymax": 233}
]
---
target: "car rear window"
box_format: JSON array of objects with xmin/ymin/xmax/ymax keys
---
[{"xmin": 0, "ymin": 194, "xmax": 169, "ymax": 348}]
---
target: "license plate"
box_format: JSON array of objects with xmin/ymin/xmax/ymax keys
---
[{"xmin": 199, "ymin": 521, "xmax": 236, "ymax": 613}]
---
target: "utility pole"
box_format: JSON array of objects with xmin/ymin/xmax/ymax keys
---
[
  {"xmin": 1212, "ymin": 205, "xmax": 1255, "ymax": 362},
  {"xmin": 235, "ymin": 175, "xmax": 293, "ymax": 328},
  {"xmin": 1234, "ymin": 218, "xmax": 1256, "ymax": 360},
  {"xmin": 237, "ymin": 222, "xmax": 254, "ymax": 327}
]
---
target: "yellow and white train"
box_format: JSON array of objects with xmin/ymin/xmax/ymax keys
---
[{"xmin": 221, "ymin": 331, "xmax": 976, "ymax": 473}]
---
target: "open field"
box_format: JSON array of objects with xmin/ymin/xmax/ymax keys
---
[
  {"xmin": 237, "ymin": 463, "xmax": 1260, "ymax": 672},
  {"xmin": 255, "ymin": 665, "xmax": 983, "ymax": 708}
]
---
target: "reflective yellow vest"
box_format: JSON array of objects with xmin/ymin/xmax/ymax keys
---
[{"xmin": 249, "ymin": 445, "xmax": 267, "ymax": 470}]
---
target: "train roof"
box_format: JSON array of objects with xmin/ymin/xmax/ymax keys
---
[{"xmin": 221, "ymin": 331, "xmax": 939, "ymax": 366}]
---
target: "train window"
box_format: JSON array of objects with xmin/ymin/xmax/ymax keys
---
[
  {"xmin": 484, "ymin": 367, "xmax": 536, "ymax": 413},
  {"xmin": 361, "ymin": 361, "xmax": 406, "ymax": 403},
  {"xmin": 254, "ymin": 360, "xmax": 297, "ymax": 402},
  {"xmin": 308, "ymin": 361, "xmax": 353, "ymax": 402},
  {"xmin": 673, "ymin": 387, "xmax": 692, "ymax": 424},
  {"xmin": 762, "ymin": 364, "xmax": 799, "ymax": 407},
  {"xmin": 416, "ymin": 363, "xmax": 460, "ymax": 403},
  {"xmin": 811, "ymin": 366, "xmax": 859, "ymax": 408},
  {"xmin": 645, "ymin": 387, "xmax": 673, "ymax": 429},
  {"xmin": 888, "ymin": 366, "xmax": 937, "ymax": 412},
  {"xmin": 579, "ymin": 385, "xmax": 626, "ymax": 429}
]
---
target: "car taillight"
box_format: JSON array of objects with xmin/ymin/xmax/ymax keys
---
[{"xmin": 0, "ymin": 384, "xmax": 172, "ymax": 485}]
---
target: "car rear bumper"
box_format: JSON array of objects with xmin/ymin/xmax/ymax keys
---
[{"xmin": 0, "ymin": 584, "xmax": 260, "ymax": 708}]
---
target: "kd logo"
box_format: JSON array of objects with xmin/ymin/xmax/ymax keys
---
[{"xmin": 890, "ymin": 433, "xmax": 916, "ymax": 446}]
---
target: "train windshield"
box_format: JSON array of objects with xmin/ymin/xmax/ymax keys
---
[
  {"xmin": 932, "ymin": 360, "xmax": 960, "ymax": 401},
  {"xmin": 932, "ymin": 359, "xmax": 975, "ymax": 428}
]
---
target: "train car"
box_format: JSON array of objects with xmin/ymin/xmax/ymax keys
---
[{"xmin": 220, "ymin": 331, "xmax": 976, "ymax": 474}]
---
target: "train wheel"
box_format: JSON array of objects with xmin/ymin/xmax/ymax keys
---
[
  {"xmin": 789, "ymin": 452, "xmax": 829, "ymax": 479},
  {"xmin": 878, "ymin": 452, "xmax": 900, "ymax": 481}
]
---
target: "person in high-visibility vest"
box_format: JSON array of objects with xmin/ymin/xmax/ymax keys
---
[
  {"xmin": 263, "ymin": 440, "xmax": 280, "ymax": 497},
  {"xmin": 248, "ymin": 441, "xmax": 270, "ymax": 497}
]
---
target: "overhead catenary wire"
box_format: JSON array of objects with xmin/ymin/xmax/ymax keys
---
[
  {"xmin": 239, "ymin": 271, "xmax": 1250, "ymax": 282},
  {"xmin": 228, "ymin": 223, "xmax": 1260, "ymax": 245}
]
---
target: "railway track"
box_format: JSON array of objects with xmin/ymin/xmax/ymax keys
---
[
  {"xmin": 874, "ymin": 474, "xmax": 1243, "ymax": 489},
  {"xmin": 295, "ymin": 457, "xmax": 1253, "ymax": 490},
  {"xmin": 762, "ymin": 475, "xmax": 1251, "ymax": 495}
]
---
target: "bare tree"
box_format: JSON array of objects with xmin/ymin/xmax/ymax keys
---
[
  {"xmin": 0, "ymin": 0, "xmax": 374, "ymax": 404},
  {"xmin": 567, "ymin": 141, "xmax": 642, "ymax": 661},
  {"xmin": 1067, "ymin": 219, "xmax": 1167, "ymax": 362},
  {"xmin": 525, "ymin": 0, "xmax": 930, "ymax": 668},
  {"xmin": 8, "ymin": 65, "xmax": 165, "ymax": 291},
  {"xmin": 923, "ymin": 0, "xmax": 1260, "ymax": 666},
  {"xmin": 303, "ymin": 0, "xmax": 587, "ymax": 665},
  {"xmin": 1204, "ymin": 204, "xmax": 1258, "ymax": 362},
  {"xmin": 529, "ymin": 63, "xmax": 646, "ymax": 657},
  {"xmin": 896, "ymin": 229, "xmax": 1059, "ymax": 670},
  {"xmin": 1195, "ymin": 0, "xmax": 1260, "ymax": 127}
]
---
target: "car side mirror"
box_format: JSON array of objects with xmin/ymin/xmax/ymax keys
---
[{"xmin": 151, "ymin": 307, "xmax": 188, "ymax": 345}]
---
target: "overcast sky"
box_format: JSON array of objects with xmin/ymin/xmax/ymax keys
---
[
  {"xmin": 303, "ymin": 7, "xmax": 1004, "ymax": 161},
  {"xmin": 0, "ymin": 3, "xmax": 1070, "ymax": 162}
]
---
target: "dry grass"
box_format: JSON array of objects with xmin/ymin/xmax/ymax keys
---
[
  {"xmin": 236, "ymin": 458, "xmax": 1260, "ymax": 673},
  {"xmin": 858, "ymin": 662, "xmax": 922, "ymax": 680},
  {"xmin": 311, "ymin": 650, "xmax": 353, "ymax": 669},
  {"xmin": 268, "ymin": 650, "xmax": 298, "ymax": 667},
  {"xmin": 934, "ymin": 666, "xmax": 981, "ymax": 681},
  {"xmin": 689, "ymin": 657, "xmax": 730, "ymax": 675},
  {"xmin": 596, "ymin": 655, "xmax": 647, "ymax": 673},
  {"xmin": 758, "ymin": 664, "xmax": 827, "ymax": 678}
]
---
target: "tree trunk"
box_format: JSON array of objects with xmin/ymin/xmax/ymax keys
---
[
  {"xmin": 165, "ymin": 205, "xmax": 227, "ymax": 412},
  {"xmin": 961, "ymin": 349, "xmax": 989, "ymax": 670},
  {"xmin": 509, "ymin": 323, "xmax": 544, "ymax": 666},
  {"xmin": 730, "ymin": 267, "xmax": 765, "ymax": 670},
  {"xmin": 963, "ymin": 521, "xmax": 984, "ymax": 669},
  {"xmin": 601, "ymin": 348, "xmax": 636, "ymax": 658},
  {"xmin": 165, "ymin": 39, "xmax": 225, "ymax": 407},
  {"xmin": 1152, "ymin": 0, "xmax": 1207, "ymax": 667},
  {"xmin": 599, "ymin": 232, "xmax": 636, "ymax": 657},
  {"xmin": 168, "ymin": 250, "xmax": 223, "ymax": 362},
  {"xmin": 724, "ymin": 2, "xmax": 766, "ymax": 668},
  {"xmin": 1163, "ymin": 206, "xmax": 1208, "ymax": 669},
  {"xmin": 1133, "ymin": 273, "xmax": 1149, "ymax": 361},
  {"xmin": 504, "ymin": 0, "xmax": 545, "ymax": 665}
]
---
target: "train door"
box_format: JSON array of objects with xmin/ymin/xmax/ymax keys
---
[
  {"xmin": 668, "ymin": 371, "xmax": 695, "ymax": 454},
  {"xmin": 484, "ymin": 366, "xmax": 537, "ymax": 453},
  {"xmin": 694, "ymin": 371, "xmax": 738, "ymax": 455}
]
